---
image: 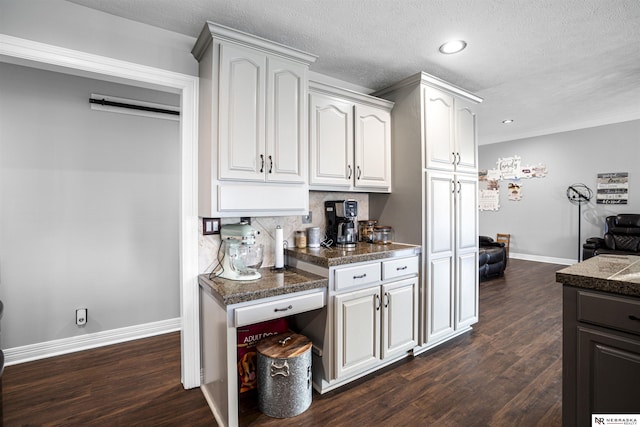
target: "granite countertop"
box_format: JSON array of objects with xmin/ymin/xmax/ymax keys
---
[
  {"xmin": 556, "ymin": 254, "xmax": 640, "ymax": 297},
  {"xmin": 287, "ymin": 242, "xmax": 421, "ymax": 268},
  {"xmin": 199, "ymin": 267, "xmax": 328, "ymax": 306}
]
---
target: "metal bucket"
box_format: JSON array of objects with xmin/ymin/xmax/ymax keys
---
[{"xmin": 256, "ymin": 333, "xmax": 312, "ymax": 418}]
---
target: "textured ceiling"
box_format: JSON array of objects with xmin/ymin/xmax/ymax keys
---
[{"xmin": 66, "ymin": 0, "xmax": 640, "ymax": 144}]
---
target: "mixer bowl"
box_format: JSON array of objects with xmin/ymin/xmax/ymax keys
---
[{"xmin": 228, "ymin": 243, "xmax": 263, "ymax": 274}]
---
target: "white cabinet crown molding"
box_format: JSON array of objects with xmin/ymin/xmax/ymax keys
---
[
  {"xmin": 192, "ymin": 21, "xmax": 317, "ymax": 65},
  {"xmin": 309, "ymin": 80, "xmax": 394, "ymax": 110},
  {"xmin": 373, "ymin": 71, "xmax": 483, "ymax": 104}
]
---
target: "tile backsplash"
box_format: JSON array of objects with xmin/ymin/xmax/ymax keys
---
[{"xmin": 198, "ymin": 192, "xmax": 371, "ymax": 274}]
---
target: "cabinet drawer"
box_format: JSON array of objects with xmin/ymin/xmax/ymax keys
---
[
  {"xmin": 578, "ymin": 291, "xmax": 640, "ymax": 336},
  {"xmin": 382, "ymin": 256, "xmax": 419, "ymax": 281},
  {"xmin": 234, "ymin": 291, "xmax": 325, "ymax": 327},
  {"xmin": 334, "ymin": 263, "xmax": 381, "ymax": 292}
]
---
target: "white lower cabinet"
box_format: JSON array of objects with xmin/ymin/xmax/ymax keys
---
[
  {"xmin": 334, "ymin": 286, "xmax": 380, "ymax": 379},
  {"xmin": 382, "ymin": 278, "xmax": 419, "ymax": 359},
  {"xmin": 424, "ymin": 170, "xmax": 478, "ymax": 344},
  {"xmin": 334, "ymin": 277, "xmax": 418, "ymax": 380}
]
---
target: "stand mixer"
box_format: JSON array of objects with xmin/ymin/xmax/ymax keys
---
[{"xmin": 218, "ymin": 223, "xmax": 263, "ymax": 281}]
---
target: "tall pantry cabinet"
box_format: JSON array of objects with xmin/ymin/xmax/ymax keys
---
[{"xmin": 370, "ymin": 72, "xmax": 483, "ymax": 350}]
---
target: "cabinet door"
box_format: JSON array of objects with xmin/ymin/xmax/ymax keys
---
[
  {"xmin": 218, "ymin": 43, "xmax": 266, "ymax": 181},
  {"xmin": 455, "ymin": 98, "xmax": 478, "ymax": 173},
  {"xmin": 309, "ymin": 93, "xmax": 353, "ymax": 188},
  {"xmin": 456, "ymin": 250, "xmax": 478, "ymax": 329},
  {"xmin": 577, "ymin": 327, "xmax": 640, "ymax": 426},
  {"xmin": 423, "ymin": 86, "xmax": 455, "ymax": 171},
  {"xmin": 455, "ymin": 174, "xmax": 479, "ymax": 329},
  {"xmin": 455, "ymin": 174, "xmax": 478, "ymax": 253},
  {"xmin": 334, "ymin": 286, "xmax": 380, "ymax": 379},
  {"xmin": 354, "ymin": 104, "xmax": 391, "ymax": 190},
  {"xmin": 426, "ymin": 171, "xmax": 455, "ymax": 258},
  {"xmin": 425, "ymin": 170, "xmax": 455, "ymax": 343},
  {"xmin": 382, "ymin": 278, "xmax": 418, "ymax": 359},
  {"xmin": 266, "ymin": 57, "xmax": 306, "ymax": 183}
]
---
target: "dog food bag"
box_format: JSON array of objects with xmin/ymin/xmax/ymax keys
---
[{"xmin": 236, "ymin": 318, "xmax": 289, "ymax": 393}]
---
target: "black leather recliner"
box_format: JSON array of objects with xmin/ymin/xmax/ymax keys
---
[
  {"xmin": 479, "ymin": 236, "xmax": 508, "ymax": 280},
  {"xmin": 583, "ymin": 214, "xmax": 640, "ymax": 260}
]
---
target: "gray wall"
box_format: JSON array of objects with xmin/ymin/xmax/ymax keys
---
[
  {"xmin": 479, "ymin": 119, "xmax": 640, "ymax": 264},
  {"xmin": 0, "ymin": 63, "xmax": 180, "ymax": 348}
]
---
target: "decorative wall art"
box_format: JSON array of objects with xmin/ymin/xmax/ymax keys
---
[
  {"xmin": 479, "ymin": 155, "xmax": 548, "ymax": 210},
  {"xmin": 479, "ymin": 170, "xmax": 500, "ymax": 211},
  {"xmin": 597, "ymin": 172, "xmax": 629, "ymax": 204},
  {"xmin": 495, "ymin": 156, "xmax": 547, "ymax": 180},
  {"xmin": 508, "ymin": 182, "xmax": 522, "ymax": 201}
]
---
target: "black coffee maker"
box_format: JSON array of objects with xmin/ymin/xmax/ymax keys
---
[{"xmin": 325, "ymin": 200, "xmax": 358, "ymax": 249}]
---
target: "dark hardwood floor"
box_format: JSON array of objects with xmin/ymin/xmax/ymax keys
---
[{"xmin": 3, "ymin": 259, "xmax": 564, "ymax": 426}]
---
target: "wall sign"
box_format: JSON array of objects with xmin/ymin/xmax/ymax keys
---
[{"xmin": 597, "ymin": 172, "xmax": 629, "ymax": 204}]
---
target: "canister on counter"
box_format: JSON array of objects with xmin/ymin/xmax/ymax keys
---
[
  {"xmin": 295, "ymin": 230, "xmax": 307, "ymax": 248},
  {"xmin": 372, "ymin": 225, "xmax": 394, "ymax": 244},
  {"xmin": 257, "ymin": 333, "xmax": 313, "ymax": 418},
  {"xmin": 307, "ymin": 227, "xmax": 321, "ymax": 248},
  {"xmin": 358, "ymin": 220, "xmax": 377, "ymax": 243}
]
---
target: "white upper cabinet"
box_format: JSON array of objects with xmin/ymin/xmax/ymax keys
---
[
  {"xmin": 423, "ymin": 86, "xmax": 478, "ymax": 173},
  {"xmin": 192, "ymin": 21, "xmax": 316, "ymax": 217},
  {"xmin": 218, "ymin": 46, "xmax": 307, "ymax": 183},
  {"xmin": 309, "ymin": 81, "xmax": 393, "ymax": 192},
  {"xmin": 266, "ymin": 57, "xmax": 308, "ymax": 183},
  {"xmin": 218, "ymin": 43, "xmax": 266, "ymax": 181},
  {"xmin": 423, "ymin": 87, "xmax": 455, "ymax": 171},
  {"xmin": 354, "ymin": 104, "xmax": 392, "ymax": 189},
  {"xmin": 454, "ymin": 97, "xmax": 479, "ymax": 174},
  {"xmin": 309, "ymin": 92, "xmax": 354, "ymax": 188}
]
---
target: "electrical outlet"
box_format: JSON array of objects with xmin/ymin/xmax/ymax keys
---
[
  {"xmin": 76, "ymin": 308, "xmax": 87, "ymax": 326},
  {"xmin": 302, "ymin": 211, "xmax": 312, "ymax": 224},
  {"xmin": 202, "ymin": 217, "xmax": 221, "ymax": 235}
]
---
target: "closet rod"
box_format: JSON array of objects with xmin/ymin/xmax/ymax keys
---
[{"xmin": 89, "ymin": 98, "xmax": 180, "ymax": 116}]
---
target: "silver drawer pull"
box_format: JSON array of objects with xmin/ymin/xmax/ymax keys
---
[
  {"xmin": 396, "ymin": 266, "xmax": 408, "ymax": 271},
  {"xmin": 274, "ymin": 305, "xmax": 293, "ymax": 312},
  {"xmin": 353, "ymin": 273, "xmax": 367, "ymax": 279},
  {"xmin": 270, "ymin": 360, "xmax": 290, "ymax": 377}
]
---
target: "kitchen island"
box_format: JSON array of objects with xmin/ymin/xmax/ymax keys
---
[{"xmin": 557, "ymin": 255, "xmax": 640, "ymax": 426}]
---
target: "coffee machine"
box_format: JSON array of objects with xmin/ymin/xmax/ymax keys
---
[{"xmin": 325, "ymin": 200, "xmax": 358, "ymax": 249}]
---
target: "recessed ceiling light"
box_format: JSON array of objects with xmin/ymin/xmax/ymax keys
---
[
  {"xmin": 439, "ymin": 40, "xmax": 467, "ymax": 54},
  {"xmin": 502, "ymin": 119, "xmax": 514, "ymax": 124}
]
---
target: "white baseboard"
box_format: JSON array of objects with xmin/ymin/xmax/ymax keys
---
[
  {"xmin": 4, "ymin": 317, "xmax": 181, "ymax": 366},
  {"xmin": 509, "ymin": 252, "xmax": 575, "ymax": 266}
]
